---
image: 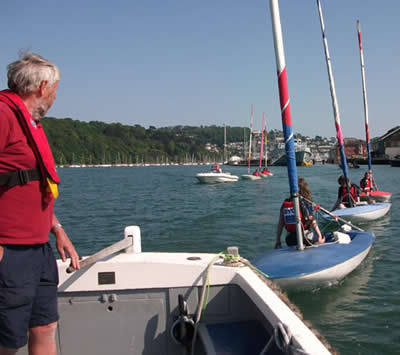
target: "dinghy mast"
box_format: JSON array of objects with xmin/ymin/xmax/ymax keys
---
[
  {"xmin": 357, "ymin": 20, "xmax": 372, "ymax": 173},
  {"xmin": 269, "ymin": 0, "xmax": 304, "ymax": 250},
  {"xmin": 264, "ymin": 115, "xmax": 268, "ymax": 169},
  {"xmin": 316, "ymin": 0, "xmax": 352, "ymax": 205},
  {"xmin": 259, "ymin": 113, "xmax": 265, "ymax": 169},
  {"xmin": 247, "ymin": 104, "xmax": 254, "ymax": 174}
]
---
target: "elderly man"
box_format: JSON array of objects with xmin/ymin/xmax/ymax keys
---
[{"xmin": 0, "ymin": 53, "xmax": 80, "ymax": 355}]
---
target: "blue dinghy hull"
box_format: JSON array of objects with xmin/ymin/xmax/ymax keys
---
[{"xmin": 253, "ymin": 231, "xmax": 375, "ymax": 290}]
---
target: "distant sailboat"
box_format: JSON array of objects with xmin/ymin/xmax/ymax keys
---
[
  {"xmin": 241, "ymin": 105, "xmax": 261, "ymax": 180},
  {"xmin": 356, "ymin": 20, "xmax": 392, "ymax": 203},
  {"xmin": 261, "ymin": 113, "xmax": 274, "ymax": 177},
  {"xmin": 315, "ymin": 0, "xmax": 390, "ymax": 223}
]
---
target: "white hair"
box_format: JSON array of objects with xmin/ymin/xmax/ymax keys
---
[{"xmin": 7, "ymin": 52, "xmax": 60, "ymax": 96}]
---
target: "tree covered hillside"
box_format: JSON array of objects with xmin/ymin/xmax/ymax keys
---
[{"xmin": 42, "ymin": 117, "xmax": 250, "ymax": 165}]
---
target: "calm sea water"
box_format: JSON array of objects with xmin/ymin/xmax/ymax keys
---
[{"xmin": 53, "ymin": 164, "xmax": 400, "ymax": 355}]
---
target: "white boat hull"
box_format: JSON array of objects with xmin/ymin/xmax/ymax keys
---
[
  {"xmin": 16, "ymin": 226, "xmax": 332, "ymax": 355},
  {"xmin": 241, "ymin": 174, "xmax": 261, "ymax": 180},
  {"xmin": 331, "ymin": 203, "xmax": 391, "ymax": 223},
  {"xmin": 196, "ymin": 172, "xmax": 239, "ymax": 183}
]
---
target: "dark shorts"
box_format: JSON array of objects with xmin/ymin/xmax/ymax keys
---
[
  {"xmin": 0, "ymin": 243, "xmax": 59, "ymax": 349},
  {"xmin": 285, "ymin": 232, "xmax": 298, "ymax": 246},
  {"xmin": 285, "ymin": 232, "xmax": 314, "ymax": 246}
]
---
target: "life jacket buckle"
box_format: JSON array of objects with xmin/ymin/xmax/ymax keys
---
[{"xmin": 17, "ymin": 169, "xmax": 29, "ymax": 185}]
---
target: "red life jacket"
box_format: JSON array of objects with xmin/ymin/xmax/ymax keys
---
[
  {"xmin": 340, "ymin": 185, "xmax": 357, "ymax": 204},
  {"xmin": 0, "ymin": 90, "xmax": 60, "ymax": 193},
  {"xmin": 282, "ymin": 200, "xmax": 306, "ymax": 232},
  {"xmin": 360, "ymin": 178, "xmax": 371, "ymax": 192}
]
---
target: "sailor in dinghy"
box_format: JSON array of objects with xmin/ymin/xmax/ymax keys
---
[
  {"xmin": 356, "ymin": 20, "xmax": 392, "ymax": 203},
  {"xmin": 276, "ymin": 178, "xmax": 325, "ymax": 248},
  {"xmin": 331, "ymin": 175, "xmax": 361, "ymax": 210}
]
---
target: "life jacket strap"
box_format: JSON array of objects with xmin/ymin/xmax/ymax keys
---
[{"xmin": 0, "ymin": 168, "xmax": 41, "ymax": 188}]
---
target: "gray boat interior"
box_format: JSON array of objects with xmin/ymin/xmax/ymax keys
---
[{"xmin": 19, "ymin": 284, "xmax": 284, "ymax": 355}]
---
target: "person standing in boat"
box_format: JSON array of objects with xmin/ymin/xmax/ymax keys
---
[
  {"xmin": 331, "ymin": 175, "xmax": 360, "ymax": 210},
  {"xmin": 275, "ymin": 178, "xmax": 325, "ymax": 248},
  {"xmin": 0, "ymin": 53, "xmax": 80, "ymax": 355}
]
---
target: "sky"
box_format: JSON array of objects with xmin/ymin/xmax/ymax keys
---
[{"xmin": 1, "ymin": 0, "xmax": 399, "ymax": 139}]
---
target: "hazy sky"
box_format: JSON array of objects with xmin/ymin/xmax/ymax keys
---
[{"xmin": 1, "ymin": 0, "xmax": 399, "ymax": 139}]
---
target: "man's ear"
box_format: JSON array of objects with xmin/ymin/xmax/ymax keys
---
[{"xmin": 38, "ymin": 80, "xmax": 49, "ymax": 96}]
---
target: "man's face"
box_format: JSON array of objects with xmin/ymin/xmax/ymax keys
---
[
  {"xmin": 44, "ymin": 81, "xmax": 58, "ymax": 108},
  {"xmin": 35, "ymin": 81, "xmax": 59, "ymax": 120}
]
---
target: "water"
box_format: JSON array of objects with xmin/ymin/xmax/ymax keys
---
[{"xmin": 54, "ymin": 164, "xmax": 400, "ymax": 355}]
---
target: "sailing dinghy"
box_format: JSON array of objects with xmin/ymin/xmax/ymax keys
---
[
  {"xmin": 356, "ymin": 20, "xmax": 392, "ymax": 203},
  {"xmin": 19, "ymin": 226, "xmax": 333, "ymax": 355},
  {"xmin": 261, "ymin": 114, "xmax": 274, "ymax": 177},
  {"xmin": 314, "ymin": 0, "xmax": 391, "ymax": 223},
  {"xmin": 241, "ymin": 105, "xmax": 261, "ymax": 181},
  {"xmin": 253, "ymin": 0, "xmax": 375, "ymax": 290},
  {"xmin": 259, "ymin": 113, "xmax": 269, "ymax": 179}
]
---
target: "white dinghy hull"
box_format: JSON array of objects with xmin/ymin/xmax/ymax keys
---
[
  {"xmin": 330, "ymin": 203, "xmax": 391, "ymax": 223},
  {"xmin": 196, "ymin": 172, "xmax": 239, "ymax": 184},
  {"xmin": 241, "ymin": 174, "xmax": 261, "ymax": 181}
]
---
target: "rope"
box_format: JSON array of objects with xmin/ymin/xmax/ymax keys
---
[
  {"xmin": 259, "ymin": 322, "xmax": 309, "ymax": 355},
  {"xmin": 188, "ymin": 252, "xmax": 317, "ymax": 355},
  {"xmin": 300, "ymin": 195, "xmax": 364, "ymax": 232},
  {"xmin": 190, "ymin": 253, "xmax": 223, "ymax": 355}
]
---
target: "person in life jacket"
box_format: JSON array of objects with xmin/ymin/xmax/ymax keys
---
[
  {"xmin": 261, "ymin": 167, "xmax": 272, "ymax": 176},
  {"xmin": 275, "ymin": 178, "xmax": 325, "ymax": 248},
  {"xmin": 253, "ymin": 168, "xmax": 259, "ymax": 176},
  {"xmin": 0, "ymin": 53, "xmax": 79, "ymax": 354},
  {"xmin": 211, "ymin": 163, "xmax": 222, "ymax": 173},
  {"xmin": 360, "ymin": 171, "xmax": 372, "ymax": 194},
  {"xmin": 331, "ymin": 175, "xmax": 360, "ymax": 210}
]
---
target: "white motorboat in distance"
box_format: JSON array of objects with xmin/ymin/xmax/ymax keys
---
[
  {"xmin": 18, "ymin": 226, "xmax": 334, "ymax": 355},
  {"xmin": 196, "ymin": 171, "xmax": 239, "ymax": 184}
]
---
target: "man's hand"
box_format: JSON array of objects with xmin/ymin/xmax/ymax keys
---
[{"xmin": 53, "ymin": 227, "xmax": 80, "ymax": 270}]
